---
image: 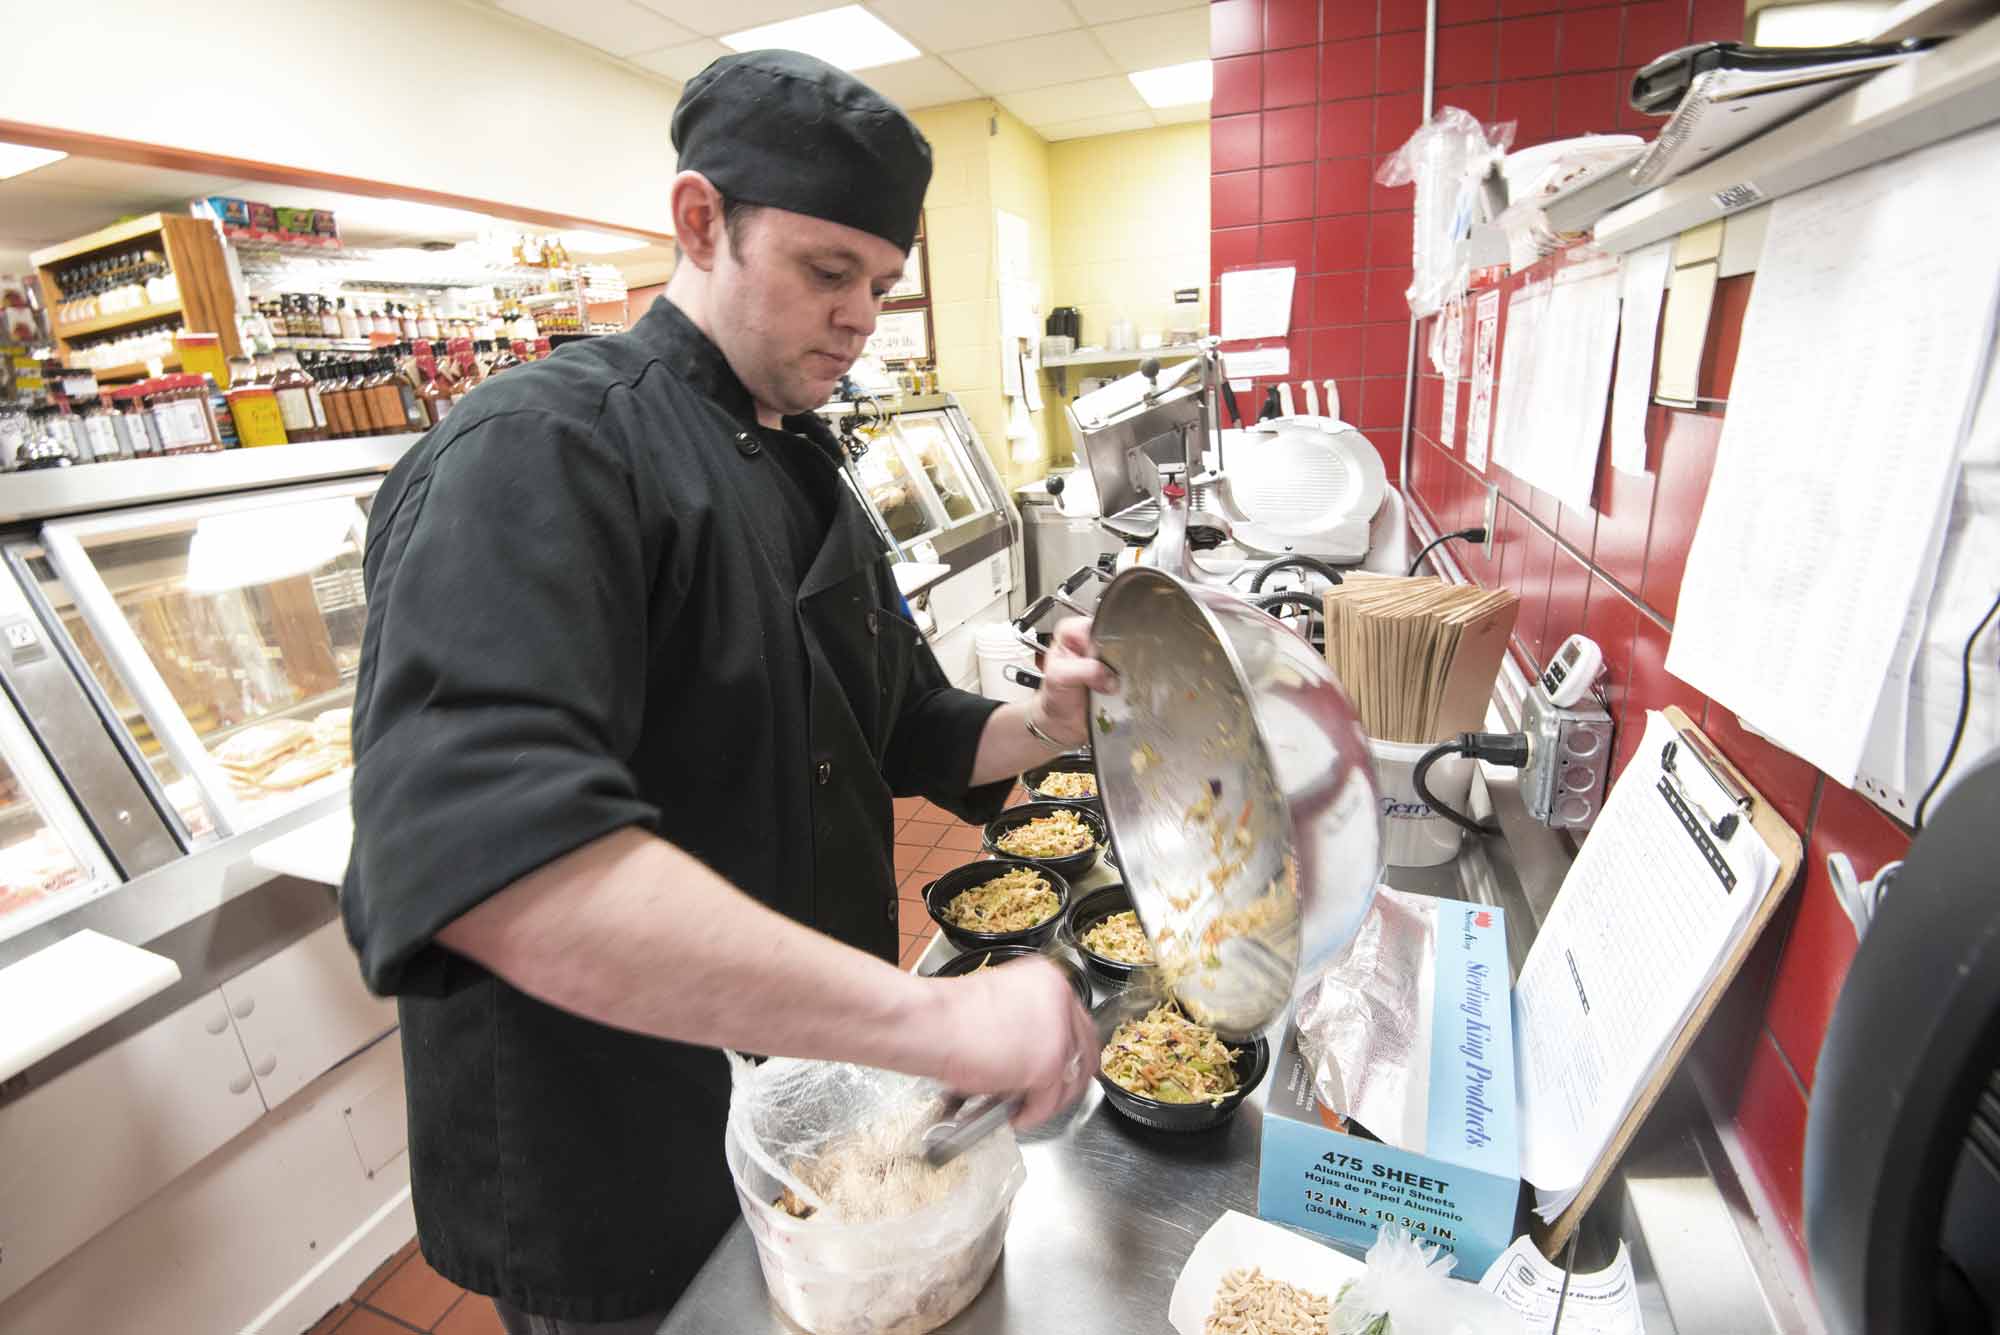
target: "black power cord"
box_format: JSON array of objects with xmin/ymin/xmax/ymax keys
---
[
  {"xmin": 1250, "ymin": 555, "xmax": 1345, "ymax": 592},
  {"xmin": 1412, "ymin": 731, "xmax": 1531, "ymax": 836},
  {"xmin": 1408, "ymin": 526, "xmax": 1488, "ymax": 576},
  {"xmin": 1912, "ymin": 582, "xmax": 2000, "ymax": 830}
]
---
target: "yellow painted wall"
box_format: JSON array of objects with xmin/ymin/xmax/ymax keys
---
[
  {"xmin": 907, "ymin": 108, "xmax": 1208, "ymax": 487},
  {"xmin": 1049, "ymin": 123, "xmax": 1211, "ymax": 358}
]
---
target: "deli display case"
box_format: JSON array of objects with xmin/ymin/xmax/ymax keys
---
[
  {"xmin": 15, "ymin": 482, "xmax": 370, "ymax": 844},
  {"xmin": 816, "ymin": 393, "xmax": 1022, "ymax": 690}
]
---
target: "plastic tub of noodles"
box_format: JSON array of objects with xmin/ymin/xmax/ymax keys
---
[{"xmin": 725, "ymin": 1055, "xmax": 1025, "ymax": 1334}]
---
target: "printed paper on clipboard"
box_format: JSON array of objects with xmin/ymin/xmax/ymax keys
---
[{"xmin": 1513, "ymin": 712, "xmax": 1782, "ymax": 1217}]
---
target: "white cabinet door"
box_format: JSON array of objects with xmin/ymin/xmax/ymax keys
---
[
  {"xmin": 221, "ymin": 920, "xmax": 396, "ymax": 1110},
  {"xmin": 0, "ymin": 988, "xmax": 262, "ymax": 1306}
]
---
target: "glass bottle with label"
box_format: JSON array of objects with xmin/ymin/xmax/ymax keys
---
[
  {"xmin": 319, "ymin": 360, "xmax": 359, "ymax": 438},
  {"xmin": 360, "ymin": 358, "xmax": 401, "ymax": 435},
  {"xmin": 318, "ymin": 296, "xmax": 341, "ymax": 338},
  {"xmin": 336, "ymin": 298, "xmax": 360, "ymax": 341},
  {"xmin": 417, "ymin": 303, "xmax": 440, "ymax": 340},
  {"xmin": 415, "ymin": 349, "xmax": 452, "ymax": 426},
  {"xmin": 271, "ymin": 352, "xmax": 325, "ymax": 442}
]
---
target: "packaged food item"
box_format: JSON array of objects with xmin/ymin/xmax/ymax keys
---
[
  {"xmin": 227, "ymin": 382, "xmax": 289, "ymax": 447},
  {"xmin": 726, "ymin": 1054, "xmax": 1022, "ymax": 1335}
]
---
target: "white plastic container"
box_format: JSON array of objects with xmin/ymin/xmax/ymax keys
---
[
  {"xmin": 1367, "ymin": 737, "xmax": 1475, "ymax": 868},
  {"xmin": 975, "ymin": 623, "xmax": 1036, "ymax": 703}
]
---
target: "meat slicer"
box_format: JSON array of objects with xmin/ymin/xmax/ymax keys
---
[{"xmin": 1015, "ymin": 342, "xmax": 1390, "ymax": 651}]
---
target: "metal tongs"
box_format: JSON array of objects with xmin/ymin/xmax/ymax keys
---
[{"xmin": 919, "ymin": 1094, "xmax": 1022, "ymax": 1168}]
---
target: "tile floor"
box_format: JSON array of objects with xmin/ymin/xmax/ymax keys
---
[
  {"xmin": 308, "ymin": 1240, "xmax": 501, "ymax": 1335},
  {"xmin": 313, "ymin": 794, "xmax": 1016, "ymax": 1333}
]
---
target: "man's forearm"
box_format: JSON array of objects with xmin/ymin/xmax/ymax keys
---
[
  {"xmin": 436, "ymin": 827, "xmax": 950, "ymax": 1077},
  {"xmin": 968, "ymin": 699, "xmax": 1073, "ymax": 788}
]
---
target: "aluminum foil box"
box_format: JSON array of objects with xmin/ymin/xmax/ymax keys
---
[{"xmin": 1257, "ymin": 899, "xmax": 1519, "ymax": 1275}]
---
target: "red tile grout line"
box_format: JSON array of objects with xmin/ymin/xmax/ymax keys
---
[
  {"xmin": 1421, "ymin": 447, "xmax": 1675, "ymax": 634},
  {"xmin": 347, "ymin": 1304, "xmax": 431, "ymax": 1335}
]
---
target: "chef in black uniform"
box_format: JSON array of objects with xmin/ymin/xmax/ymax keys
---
[{"xmin": 341, "ymin": 50, "xmax": 1111, "ymax": 1335}]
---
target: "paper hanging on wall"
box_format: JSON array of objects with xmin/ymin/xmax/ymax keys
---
[
  {"xmin": 1219, "ymin": 266, "xmax": 1296, "ymax": 342},
  {"xmin": 1466, "ymin": 289, "xmax": 1500, "ymax": 471},
  {"xmin": 1222, "ymin": 345, "xmax": 1290, "ymax": 378},
  {"xmin": 1442, "ymin": 373, "xmax": 1460, "ymax": 451},
  {"xmin": 1665, "ymin": 120, "xmax": 2000, "ymax": 784},
  {"xmin": 1489, "ymin": 258, "xmax": 1620, "ymax": 511},
  {"xmin": 1609, "ymin": 242, "xmax": 1672, "ymax": 475},
  {"xmin": 996, "ymin": 209, "xmax": 1031, "ymax": 283}
]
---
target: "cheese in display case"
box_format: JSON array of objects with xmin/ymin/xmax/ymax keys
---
[{"xmin": 27, "ymin": 482, "xmax": 372, "ymax": 839}]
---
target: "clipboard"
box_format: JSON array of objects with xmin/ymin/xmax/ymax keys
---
[{"xmin": 1530, "ymin": 705, "xmax": 1804, "ymax": 1259}]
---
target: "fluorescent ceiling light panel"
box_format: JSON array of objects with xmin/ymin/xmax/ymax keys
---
[
  {"xmin": 558, "ymin": 229, "xmax": 649, "ymax": 254},
  {"xmin": 1127, "ymin": 59, "xmax": 1211, "ymax": 108},
  {"xmin": 0, "ymin": 143, "xmax": 67, "ymax": 181},
  {"xmin": 719, "ymin": 5, "xmax": 919, "ymax": 71}
]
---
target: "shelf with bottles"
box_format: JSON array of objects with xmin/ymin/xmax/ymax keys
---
[{"xmin": 30, "ymin": 213, "xmax": 242, "ymax": 366}]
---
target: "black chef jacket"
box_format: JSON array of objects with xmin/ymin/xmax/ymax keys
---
[{"xmin": 341, "ymin": 296, "xmax": 1013, "ymax": 1322}]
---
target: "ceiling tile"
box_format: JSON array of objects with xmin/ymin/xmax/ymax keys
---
[
  {"xmin": 634, "ymin": 0, "xmax": 833, "ymax": 37},
  {"xmin": 865, "ymin": 0, "xmax": 1082, "ymax": 52},
  {"xmin": 1071, "ymin": 0, "xmax": 1205, "ymax": 21},
  {"xmin": 998, "ymin": 75, "xmax": 1150, "ymax": 126},
  {"xmin": 495, "ymin": 0, "xmax": 695, "ymax": 57},
  {"xmin": 945, "ymin": 32, "xmax": 1118, "ymax": 96},
  {"xmin": 860, "ymin": 56, "xmax": 982, "ymax": 109},
  {"xmin": 1149, "ymin": 100, "xmax": 1211, "ymax": 124},
  {"xmin": 630, "ymin": 37, "xmax": 731, "ymax": 80},
  {"xmin": 1038, "ymin": 110, "xmax": 1159, "ymax": 140},
  {"xmin": 1091, "ymin": 7, "xmax": 1210, "ymax": 71}
]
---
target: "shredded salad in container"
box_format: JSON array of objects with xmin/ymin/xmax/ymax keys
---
[
  {"xmin": 995, "ymin": 809, "xmax": 1096, "ymax": 859},
  {"xmin": 943, "ymin": 867, "xmax": 1060, "ymax": 933},
  {"xmin": 1101, "ymin": 1003, "xmax": 1241, "ymax": 1105},
  {"xmin": 1080, "ymin": 910, "xmax": 1156, "ymax": 964}
]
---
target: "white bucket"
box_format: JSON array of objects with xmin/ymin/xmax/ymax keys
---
[
  {"xmin": 1368, "ymin": 737, "xmax": 1476, "ymax": 868},
  {"xmin": 976, "ymin": 623, "xmax": 1037, "ymax": 703}
]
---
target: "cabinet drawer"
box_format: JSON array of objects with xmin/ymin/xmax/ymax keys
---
[
  {"xmin": 0, "ymin": 988, "xmax": 260, "ymax": 1305},
  {"xmin": 220, "ymin": 919, "xmax": 395, "ymax": 1109}
]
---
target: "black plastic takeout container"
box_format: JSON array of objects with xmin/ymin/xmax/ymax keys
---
[
  {"xmin": 1021, "ymin": 751, "xmax": 1100, "ymax": 807},
  {"xmin": 922, "ymin": 858, "xmax": 1073, "ymax": 952},
  {"xmin": 928, "ymin": 942, "xmax": 1093, "ymax": 1010},
  {"xmin": 1091, "ymin": 991, "xmax": 1271, "ymax": 1133},
  {"xmin": 981, "ymin": 802, "xmax": 1106, "ymax": 883},
  {"xmin": 1064, "ymin": 883, "xmax": 1160, "ymax": 992}
]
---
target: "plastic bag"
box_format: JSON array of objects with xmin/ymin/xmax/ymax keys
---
[
  {"xmin": 1331, "ymin": 1226, "xmax": 1528, "ymax": 1335},
  {"xmin": 724, "ymin": 1053, "xmax": 1025, "ymax": 1335},
  {"xmin": 1376, "ymin": 108, "xmax": 1516, "ymax": 320}
]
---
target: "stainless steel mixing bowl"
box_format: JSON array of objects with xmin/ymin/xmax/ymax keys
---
[{"xmin": 1087, "ymin": 566, "xmax": 1382, "ymax": 1038}]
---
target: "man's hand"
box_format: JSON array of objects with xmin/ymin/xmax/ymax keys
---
[
  {"xmin": 1029, "ymin": 616, "xmax": 1119, "ymax": 749},
  {"xmin": 932, "ymin": 958, "xmax": 1098, "ymax": 1128}
]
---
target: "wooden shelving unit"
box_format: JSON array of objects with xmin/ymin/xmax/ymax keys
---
[{"xmin": 31, "ymin": 213, "xmax": 242, "ymax": 374}]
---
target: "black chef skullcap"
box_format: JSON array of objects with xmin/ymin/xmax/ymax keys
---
[{"xmin": 671, "ymin": 50, "xmax": 933, "ymax": 253}]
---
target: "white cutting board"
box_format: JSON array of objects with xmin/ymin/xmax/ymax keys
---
[
  {"xmin": 251, "ymin": 809, "xmax": 354, "ymax": 886},
  {"xmin": 0, "ymin": 930, "xmax": 181, "ymax": 1082}
]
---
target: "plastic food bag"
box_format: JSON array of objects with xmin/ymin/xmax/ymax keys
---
[
  {"xmin": 1331, "ymin": 1226, "xmax": 1528, "ymax": 1335},
  {"xmin": 1377, "ymin": 108, "xmax": 1516, "ymax": 319},
  {"xmin": 724, "ymin": 1053, "xmax": 1025, "ymax": 1335}
]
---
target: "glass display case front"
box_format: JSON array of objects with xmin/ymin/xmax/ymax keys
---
[
  {"xmin": 0, "ymin": 686, "xmax": 118, "ymax": 944},
  {"xmin": 33, "ymin": 481, "xmax": 374, "ymax": 839},
  {"xmin": 843, "ymin": 408, "xmax": 1001, "ymax": 556}
]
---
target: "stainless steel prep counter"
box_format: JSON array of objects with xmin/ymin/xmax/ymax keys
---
[{"xmin": 665, "ymin": 809, "xmax": 1815, "ymax": 1334}]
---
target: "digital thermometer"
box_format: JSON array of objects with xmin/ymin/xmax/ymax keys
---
[{"xmin": 1539, "ymin": 633, "xmax": 1604, "ymax": 708}]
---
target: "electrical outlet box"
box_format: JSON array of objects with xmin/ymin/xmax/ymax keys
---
[
  {"xmin": 1481, "ymin": 485, "xmax": 1499, "ymax": 559},
  {"xmin": 1521, "ymin": 688, "xmax": 1613, "ymax": 829}
]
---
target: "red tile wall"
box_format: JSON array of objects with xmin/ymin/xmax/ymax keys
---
[
  {"xmin": 1209, "ymin": 0, "xmax": 1914, "ymax": 1289},
  {"xmin": 1406, "ymin": 252, "xmax": 1914, "ymax": 1281}
]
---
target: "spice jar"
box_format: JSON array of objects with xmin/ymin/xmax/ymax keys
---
[
  {"xmin": 147, "ymin": 374, "xmax": 223, "ymax": 455},
  {"xmin": 77, "ymin": 399, "xmax": 125, "ymax": 462},
  {"xmin": 110, "ymin": 385, "xmax": 162, "ymax": 458}
]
